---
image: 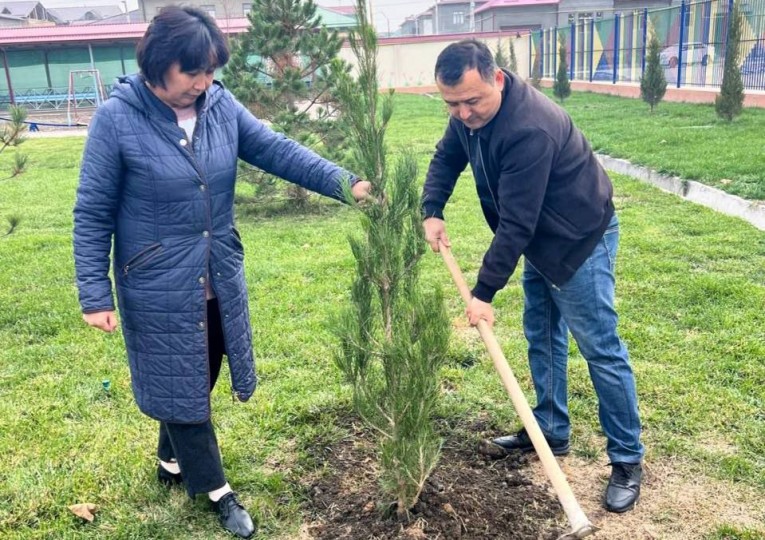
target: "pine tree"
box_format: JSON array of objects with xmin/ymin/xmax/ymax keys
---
[
  {"xmin": 508, "ymin": 38, "xmax": 518, "ymax": 73},
  {"xmin": 640, "ymin": 30, "xmax": 667, "ymax": 112},
  {"xmin": 0, "ymin": 105, "xmax": 28, "ymax": 181},
  {"xmin": 334, "ymin": 0, "xmax": 450, "ymax": 520},
  {"xmin": 223, "ymin": 0, "xmax": 349, "ymax": 206},
  {"xmin": 530, "ymin": 53, "xmax": 542, "ymax": 89},
  {"xmin": 553, "ymin": 38, "xmax": 571, "ymax": 103},
  {"xmin": 715, "ymin": 1, "xmax": 745, "ymax": 121},
  {"xmin": 494, "ymin": 39, "xmax": 509, "ymax": 69}
]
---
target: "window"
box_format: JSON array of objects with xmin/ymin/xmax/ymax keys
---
[
  {"xmin": 453, "ymin": 11, "xmax": 464, "ymax": 25},
  {"xmin": 242, "ymin": 3, "xmax": 251, "ymax": 16},
  {"xmin": 201, "ymin": 4, "xmax": 215, "ymax": 17}
]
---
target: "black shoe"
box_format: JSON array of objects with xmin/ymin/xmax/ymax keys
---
[
  {"xmin": 605, "ymin": 462, "xmax": 642, "ymax": 513},
  {"xmin": 157, "ymin": 464, "xmax": 183, "ymax": 487},
  {"xmin": 491, "ymin": 428, "xmax": 570, "ymax": 456},
  {"xmin": 212, "ymin": 492, "xmax": 256, "ymax": 539}
]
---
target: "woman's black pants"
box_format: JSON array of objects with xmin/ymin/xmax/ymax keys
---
[{"xmin": 157, "ymin": 299, "xmax": 227, "ymax": 498}]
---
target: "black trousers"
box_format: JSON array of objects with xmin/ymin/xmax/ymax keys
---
[{"xmin": 157, "ymin": 299, "xmax": 227, "ymax": 498}]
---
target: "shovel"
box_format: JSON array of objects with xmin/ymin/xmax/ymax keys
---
[{"xmin": 439, "ymin": 244, "xmax": 596, "ymax": 540}]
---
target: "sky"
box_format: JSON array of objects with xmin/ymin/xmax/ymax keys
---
[
  {"xmin": 318, "ymin": 0, "xmax": 435, "ymax": 33},
  {"xmin": 35, "ymin": 0, "xmax": 436, "ymax": 34}
]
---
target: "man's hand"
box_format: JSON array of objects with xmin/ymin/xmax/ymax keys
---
[
  {"xmin": 466, "ymin": 297, "xmax": 494, "ymax": 327},
  {"xmin": 83, "ymin": 310, "xmax": 119, "ymax": 333},
  {"xmin": 351, "ymin": 180, "xmax": 373, "ymax": 202},
  {"xmin": 423, "ymin": 217, "xmax": 451, "ymax": 252}
]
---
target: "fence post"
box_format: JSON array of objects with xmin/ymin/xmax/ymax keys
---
[
  {"xmin": 677, "ymin": 0, "xmax": 687, "ymax": 88},
  {"xmin": 641, "ymin": 8, "xmax": 648, "ymax": 76},
  {"xmin": 540, "ymin": 30, "xmax": 545, "ymax": 78},
  {"xmin": 613, "ymin": 13, "xmax": 620, "ymax": 83},
  {"xmin": 529, "ymin": 32, "xmax": 533, "ymax": 78},
  {"xmin": 570, "ymin": 23, "xmax": 576, "ymax": 79},
  {"xmin": 589, "ymin": 18, "xmax": 595, "ymax": 82},
  {"xmin": 553, "ymin": 26, "xmax": 558, "ymax": 78},
  {"xmin": 1, "ymin": 49, "xmax": 14, "ymax": 105}
]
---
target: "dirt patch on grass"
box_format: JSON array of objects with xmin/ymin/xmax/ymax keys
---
[
  {"xmin": 301, "ymin": 417, "xmax": 564, "ymax": 539},
  {"xmin": 530, "ymin": 453, "xmax": 765, "ymax": 539},
  {"xmin": 299, "ymin": 417, "xmax": 765, "ymax": 539}
]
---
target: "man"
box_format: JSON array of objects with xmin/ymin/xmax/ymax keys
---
[{"xmin": 421, "ymin": 39, "xmax": 644, "ymax": 513}]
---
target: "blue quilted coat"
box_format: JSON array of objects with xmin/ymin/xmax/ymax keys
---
[{"xmin": 74, "ymin": 75, "xmax": 353, "ymax": 424}]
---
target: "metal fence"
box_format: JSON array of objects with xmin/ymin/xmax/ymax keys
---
[{"xmin": 530, "ymin": 0, "xmax": 765, "ymax": 90}]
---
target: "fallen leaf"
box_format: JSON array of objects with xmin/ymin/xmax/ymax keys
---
[
  {"xmin": 720, "ymin": 178, "xmax": 732, "ymax": 185},
  {"xmin": 69, "ymin": 503, "xmax": 98, "ymax": 522},
  {"xmin": 443, "ymin": 502, "xmax": 456, "ymax": 515}
]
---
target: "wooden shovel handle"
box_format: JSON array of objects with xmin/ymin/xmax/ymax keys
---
[{"xmin": 439, "ymin": 244, "xmax": 594, "ymax": 539}]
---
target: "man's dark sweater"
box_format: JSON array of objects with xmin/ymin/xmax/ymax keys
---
[{"xmin": 422, "ymin": 70, "xmax": 614, "ymax": 302}]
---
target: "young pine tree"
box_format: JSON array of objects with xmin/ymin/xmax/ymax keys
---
[
  {"xmin": 508, "ymin": 38, "xmax": 518, "ymax": 73},
  {"xmin": 494, "ymin": 39, "xmax": 509, "ymax": 69},
  {"xmin": 640, "ymin": 30, "xmax": 667, "ymax": 112},
  {"xmin": 553, "ymin": 38, "xmax": 571, "ymax": 102},
  {"xmin": 530, "ymin": 53, "xmax": 542, "ymax": 89},
  {"xmin": 715, "ymin": 1, "xmax": 745, "ymax": 121},
  {"xmin": 223, "ymin": 0, "xmax": 348, "ymax": 206},
  {"xmin": 334, "ymin": 0, "xmax": 450, "ymax": 520},
  {"xmin": 0, "ymin": 105, "xmax": 28, "ymax": 181}
]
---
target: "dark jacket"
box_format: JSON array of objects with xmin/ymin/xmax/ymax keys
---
[
  {"xmin": 422, "ymin": 70, "xmax": 614, "ymax": 302},
  {"xmin": 73, "ymin": 75, "xmax": 354, "ymax": 423}
]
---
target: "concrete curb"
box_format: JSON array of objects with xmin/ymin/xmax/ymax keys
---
[{"xmin": 596, "ymin": 154, "xmax": 765, "ymax": 231}]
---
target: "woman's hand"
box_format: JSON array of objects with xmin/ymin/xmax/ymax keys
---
[
  {"xmin": 351, "ymin": 180, "xmax": 373, "ymax": 202},
  {"xmin": 83, "ymin": 310, "xmax": 119, "ymax": 333}
]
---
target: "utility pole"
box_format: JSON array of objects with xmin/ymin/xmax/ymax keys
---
[
  {"xmin": 367, "ymin": 0, "xmax": 374, "ymax": 27},
  {"xmin": 469, "ymin": 0, "xmax": 475, "ymax": 32}
]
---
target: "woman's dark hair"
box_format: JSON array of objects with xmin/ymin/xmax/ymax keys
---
[
  {"xmin": 136, "ymin": 6, "xmax": 229, "ymax": 88},
  {"xmin": 434, "ymin": 39, "xmax": 497, "ymax": 86}
]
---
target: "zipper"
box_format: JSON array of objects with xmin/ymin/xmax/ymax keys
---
[
  {"xmin": 122, "ymin": 243, "xmax": 162, "ymax": 276},
  {"xmin": 476, "ymin": 137, "xmax": 501, "ymax": 215}
]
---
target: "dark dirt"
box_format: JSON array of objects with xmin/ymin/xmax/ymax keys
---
[{"xmin": 302, "ymin": 417, "xmax": 565, "ymax": 540}]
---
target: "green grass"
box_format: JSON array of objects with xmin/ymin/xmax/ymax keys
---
[
  {"xmin": 546, "ymin": 90, "xmax": 765, "ymax": 200},
  {"xmin": 0, "ymin": 94, "xmax": 763, "ymax": 538}
]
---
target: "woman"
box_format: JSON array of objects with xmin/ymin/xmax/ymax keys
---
[{"xmin": 73, "ymin": 7, "xmax": 369, "ymax": 538}]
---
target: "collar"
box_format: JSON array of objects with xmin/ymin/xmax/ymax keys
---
[{"xmin": 137, "ymin": 74, "xmax": 208, "ymax": 123}]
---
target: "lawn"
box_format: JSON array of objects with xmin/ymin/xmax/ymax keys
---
[
  {"xmin": 544, "ymin": 90, "xmax": 765, "ymax": 201},
  {"xmin": 0, "ymin": 94, "xmax": 763, "ymax": 539}
]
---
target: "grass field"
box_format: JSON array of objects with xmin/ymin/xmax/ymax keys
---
[{"xmin": 0, "ymin": 93, "xmax": 763, "ymax": 539}]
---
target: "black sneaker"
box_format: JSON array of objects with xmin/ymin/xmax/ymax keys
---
[
  {"xmin": 211, "ymin": 492, "xmax": 256, "ymax": 538},
  {"xmin": 605, "ymin": 462, "xmax": 642, "ymax": 513},
  {"xmin": 157, "ymin": 464, "xmax": 183, "ymax": 487},
  {"xmin": 491, "ymin": 428, "xmax": 570, "ymax": 456}
]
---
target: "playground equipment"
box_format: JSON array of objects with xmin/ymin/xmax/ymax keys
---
[{"xmin": 67, "ymin": 69, "xmax": 107, "ymax": 126}]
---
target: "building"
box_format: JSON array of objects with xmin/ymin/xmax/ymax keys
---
[{"xmin": 403, "ymin": 0, "xmax": 681, "ymax": 34}]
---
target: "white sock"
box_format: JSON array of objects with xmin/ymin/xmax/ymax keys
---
[
  {"xmin": 208, "ymin": 483, "xmax": 232, "ymax": 502},
  {"xmin": 160, "ymin": 460, "xmax": 180, "ymax": 475}
]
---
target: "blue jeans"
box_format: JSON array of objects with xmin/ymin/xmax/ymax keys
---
[{"xmin": 522, "ymin": 216, "xmax": 644, "ymax": 463}]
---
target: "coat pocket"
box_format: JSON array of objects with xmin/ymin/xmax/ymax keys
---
[{"xmin": 122, "ymin": 242, "xmax": 163, "ymax": 276}]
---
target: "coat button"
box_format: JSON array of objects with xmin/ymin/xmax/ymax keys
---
[
  {"xmin": 198, "ymin": 321, "xmax": 205, "ymax": 330},
  {"xmin": 202, "ymin": 230, "xmax": 209, "ymax": 238},
  {"xmin": 180, "ymin": 139, "xmax": 187, "ymax": 146},
  {"xmin": 199, "ymin": 276, "xmax": 206, "ymax": 284},
  {"xmin": 200, "ymin": 184, "xmax": 206, "ymax": 191}
]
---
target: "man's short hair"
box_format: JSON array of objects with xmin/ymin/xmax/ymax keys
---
[
  {"xmin": 136, "ymin": 6, "xmax": 229, "ymax": 88},
  {"xmin": 434, "ymin": 39, "xmax": 497, "ymax": 86}
]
